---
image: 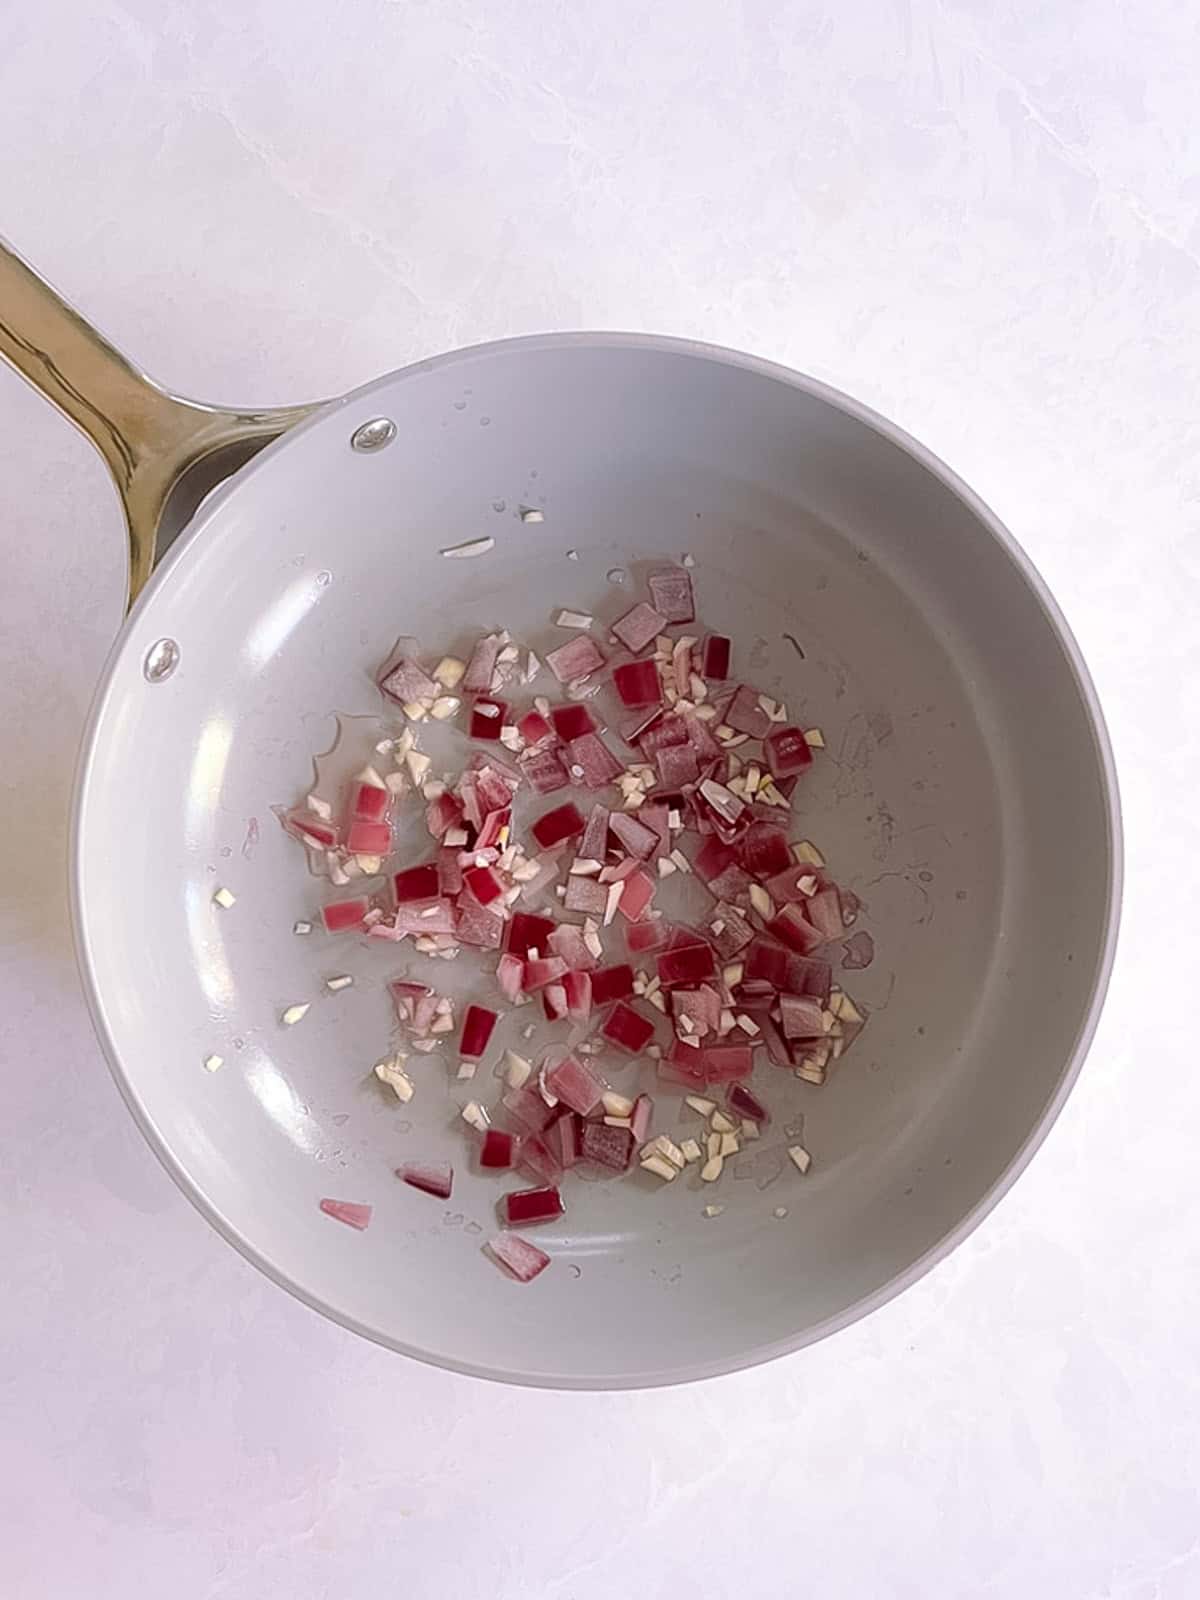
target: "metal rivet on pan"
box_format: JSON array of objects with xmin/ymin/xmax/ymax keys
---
[
  {"xmin": 143, "ymin": 638, "xmax": 180, "ymax": 682},
  {"xmin": 350, "ymin": 417, "xmax": 397, "ymax": 452}
]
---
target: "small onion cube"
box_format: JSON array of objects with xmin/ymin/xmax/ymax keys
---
[
  {"xmin": 647, "ymin": 566, "xmax": 695, "ymax": 624},
  {"xmin": 701, "ymin": 1043, "xmax": 753, "ymax": 1082},
  {"xmin": 581, "ymin": 1121, "xmax": 636, "ymax": 1172},
  {"xmin": 765, "ymin": 725, "xmax": 814, "ymax": 778},
  {"xmin": 393, "ymin": 863, "xmax": 441, "ymax": 903},
  {"xmin": 549, "ymin": 703, "xmax": 596, "ymax": 741},
  {"xmin": 547, "ymin": 923, "xmax": 598, "ymax": 971},
  {"xmin": 379, "ymin": 656, "xmax": 438, "ymax": 705},
  {"xmin": 321, "ymin": 895, "xmax": 370, "ymax": 933},
  {"xmin": 518, "ymin": 709, "xmax": 553, "ymax": 746},
  {"xmin": 702, "ymin": 634, "xmax": 732, "ymax": 679},
  {"xmin": 284, "ymin": 806, "xmax": 340, "ymax": 849},
  {"xmin": 728, "ymin": 1082, "xmax": 770, "ymax": 1124},
  {"xmin": 437, "ymin": 845, "xmax": 465, "ymax": 897},
  {"xmin": 726, "ymin": 684, "xmax": 773, "ymax": 738},
  {"xmin": 563, "ymin": 968, "xmax": 593, "ymax": 1020},
  {"xmin": 496, "ymin": 951, "xmax": 525, "ymax": 1002},
  {"xmin": 545, "ymin": 1052, "xmax": 605, "ymax": 1115},
  {"xmin": 618, "ymin": 869, "xmax": 656, "ymax": 923},
  {"xmin": 655, "ymin": 743, "xmax": 700, "ymax": 787},
  {"xmin": 320, "ymin": 1198, "xmax": 372, "ymax": 1230},
  {"xmin": 580, "ymin": 804, "xmax": 611, "ymax": 862},
  {"xmin": 462, "ymin": 633, "xmax": 502, "ymax": 693},
  {"xmin": 460, "ymin": 1003, "xmax": 499, "ymax": 1059},
  {"xmin": 613, "ymin": 659, "xmax": 663, "ymax": 708},
  {"xmin": 609, "ymin": 811, "xmax": 658, "ymax": 859},
  {"xmin": 611, "ymin": 601, "xmax": 666, "ymax": 654},
  {"xmin": 488, "ymin": 1232, "xmax": 551, "ymax": 1282},
  {"xmin": 454, "ymin": 899, "xmax": 506, "ymax": 949},
  {"xmin": 503, "ymin": 1186, "xmax": 565, "ymax": 1225},
  {"xmin": 590, "ymin": 963, "xmax": 635, "ymax": 1004},
  {"xmin": 520, "ymin": 745, "xmax": 571, "ymax": 795},
  {"xmin": 346, "ymin": 818, "xmax": 391, "ymax": 854},
  {"xmin": 768, "ymin": 904, "xmax": 826, "ymax": 955},
  {"xmin": 564, "ymin": 876, "xmax": 608, "ymax": 915},
  {"xmin": 566, "ymin": 732, "xmax": 624, "ymax": 788},
  {"xmin": 738, "ymin": 823, "xmax": 794, "ymax": 879},
  {"xmin": 805, "ymin": 885, "xmax": 845, "ymax": 941},
  {"xmin": 656, "ymin": 941, "xmax": 717, "ymax": 987},
  {"xmin": 399, "ymin": 1161, "xmax": 454, "ymax": 1199},
  {"xmin": 542, "ymin": 982, "xmax": 569, "ymax": 1021},
  {"xmin": 630, "ymin": 1093, "xmax": 654, "ymax": 1142},
  {"xmin": 470, "ymin": 697, "xmax": 508, "ymax": 740},
  {"xmin": 601, "ymin": 1001, "xmax": 656, "ymax": 1054},
  {"xmin": 463, "ymin": 864, "xmax": 504, "ymax": 906},
  {"xmin": 522, "ymin": 955, "xmax": 569, "ymax": 992},
  {"xmin": 505, "ymin": 911, "xmax": 557, "ymax": 956},
  {"xmin": 350, "ymin": 781, "xmax": 391, "ymax": 822},
  {"xmin": 531, "ymin": 801, "xmax": 586, "ymax": 849},
  {"xmin": 480, "ymin": 1128, "xmax": 518, "ymax": 1169},
  {"xmin": 546, "ymin": 635, "xmax": 606, "ymax": 684}
]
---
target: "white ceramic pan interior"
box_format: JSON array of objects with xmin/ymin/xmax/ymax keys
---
[{"xmin": 1, "ymin": 250, "xmax": 1119, "ymax": 1387}]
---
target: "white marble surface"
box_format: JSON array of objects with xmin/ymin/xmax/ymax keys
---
[{"xmin": 1, "ymin": 2, "xmax": 1198, "ymax": 1594}]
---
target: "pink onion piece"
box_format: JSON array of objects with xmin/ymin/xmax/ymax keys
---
[
  {"xmin": 546, "ymin": 635, "xmax": 606, "ymax": 684},
  {"xmin": 505, "ymin": 911, "xmax": 557, "ymax": 956},
  {"xmin": 589, "ymin": 964, "xmax": 634, "ymax": 1004},
  {"xmin": 546, "ymin": 1110, "xmax": 584, "ymax": 1170},
  {"xmin": 547, "ymin": 923, "xmax": 598, "ymax": 971},
  {"xmin": 647, "ymin": 566, "xmax": 695, "ymax": 624},
  {"xmin": 672, "ymin": 985, "xmax": 722, "ymax": 1037},
  {"xmin": 462, "ymin": 633, "xmax": 502, "ymax": 693},
  {"xmin": 779, "ymin": 993, "xmax": 828, "ymax": 1039},
  {"xmin": 437, "ymin": 846, "xmax": 465, "ymax": 897},
  {"xmin": 728, "ymin": 1082, "xmax": 770, "ymax": 1124},
  {"xmin": 463, "ymin": 864, "xmax": 504, "ymax": 906},
  {"xmin": 321, "ymin": 896, "xmax": 371, "ymax": 933},
  {"xmin": 613, "ymin": 659, "xmax": 662, "ymax": 708},
  {"xmin": 764, "ymin": 725, "xmax": 814, "ymax": 778},
  {"xmin": 626, "ymin": 916, "xmax": 668, "ymax": 955},
  {"xmin": 566, "ymin": 732, "xmax": 624, "ymax": 789},
  {"xmin": 394, "ymin": 899, "xmax": 458, "ymax": 936},
  {"xmin": 767, "ymin": 905, "xmax": 825, "ymax": 955},
  {"xmin": 763, "ymin": 865, "xmax": 821, "ymax": 905},
  {"xmin": 454, "ymin": 900, "xmax": 506, "ymax": 949},
  {"xmin": 702, "ymin": 634, "xmax": 732, "ymax": 679},
  {"xmin": 545, "ymin": 1052, "xmax": 605, "ymax": 1115},
  {"xmin": 503, "ymin": 1085, "xmax": 557, "ymax": 1134},
  {"xmin": 480, "ymin": 1128, "xmax": 518, "ymax": 1169},
  {"xmin": 618, "ymin": 869, "xmax": 656, "ymax": 923},
  {"xmin": 518, "ymin": 1135, "xmax": 565, "ymax": 1185},
  {"xmin": 580, "ymin": 1121, "xmax": 636, "ymax": 1173},
  {"xmin": 805, "ymin": 886, "xmax": 845, "ymax": 941},
  {"xmin": 503, "ymin": 1185, "xmax": 565, "ymax": 1225},
  {"xmin": 601, "ymin": 1001, "xmax": 657, "ymax": 1054},
  {"xmin": 460, "ymin": 1003, "xmax": 499, "ymax": 1059},
  {"xmin": 549, "ymin": 703, "xmax": 597, "ymax": 741},
  {"xmin": 701, "ymin": 1043, "xmax": 753, "ymax": 1082},
  {"xmin": 476, "ymin": 806, "xmax": 511, "ymax": 850},
  {"xmin": 707, "ymin": 901, "xmax": 754, "ymax": 958},
  {"xmin": 611, "ymin": 601, "xmax": 666, "ymax": 654},
  {"xmin": 672, "ymin": 637, "xmax": 693, "ymax": 698},
  {"xmin": 496, "ymin": 952, "xmax": 525, "ymax": 1002},
  {"xmin": 522, "ymin": 956, "xmax": 569, "ymax": 993},
  {"xmin": 393, "ymin": 863, "xmax": 441, "ymax": 903},
  {"xmin": 283, "ymin": 806, "xmax": 340, "ymax": 849},
  {"xmin": 630, "ymin": 1093, "xmax": 654, "ymax": 1142},
  {"xmin": 518, "ymin": 709, "xmax": 553, "ymax": 745},
  {"xmin": 379, "ymin": 655, "xmax": 438, "ymax": 705},
  {"xmin": 841, "ymin": 930, "xmax": 875, "ymax": 970},
  {"xmin": 350, "ymin": 781, "xmax": 391, "ymax": 822},
  {"xmin": 609, "ymin": 812, "xmax": 658, "ymax": 859},
  {"xmin": 563, "ymin": 968, "xmax": 593, "ymax": 1021},
  {"xmin": 725, "ymin": 684, "xmax": 773, "ymax": 738},
  {"xmin": 520, "ymin": 745, "xmax": 571, "ymax": 794},
  {"xmin": 426, "ymin": 790, "xmax": 464, "ymax": 839},
  {"xmin": 738, "ymin": 823, "xmax": 793, "ymax": 879},
  {"xmin": 656, "ymin": 941, "xmax": 717, "ymax": 988},
  {"xmin": 470, "ymin": 697, "xmax": 508, "ymax": 740},
  {"xmin": 531, "ymin": 801, "xmax": 586, "ymax": 849},
  {"xmin": 638, "ymin": 711, "xmax": 688, "ymax": 758},
  {"xmin": 580, "ymin": 803, "xmax": 611, "ymax": 862},
  {"xmin": 399, "ymin": 1162, "xmax": 454, "ymax": 1199},
  {"xmin": 564, "ymin": 876, "xmax": 608, "ymax": 915},
  {"xmin": 542, "ymin": 982, "xmax": 568, "ymax": 1021},
  {"xmin": 655, "ymin": 742, "xmax": 700, "ymax": 788},
  {"xmin": 320, "ymin": 1198, "xmax": 372, "ymax": 1230},
  {"xmin": 488, "ymin": 1232, "xmax": 551, "ymax": 1283}
]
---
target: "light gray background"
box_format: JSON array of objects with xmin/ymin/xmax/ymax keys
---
[{"xmin": 1, "ymin": 2, "xmax": 1196, "ymax": 1595}]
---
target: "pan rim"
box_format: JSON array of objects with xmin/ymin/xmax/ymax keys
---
[{"xmin": 69, "ymin": 330, "xmax": 1123, "ymax": 1389}]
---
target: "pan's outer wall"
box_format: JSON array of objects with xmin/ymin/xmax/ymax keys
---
[{"xmin": 71, "ymin": 335, "xmax": 1121, "ymax": 1387}]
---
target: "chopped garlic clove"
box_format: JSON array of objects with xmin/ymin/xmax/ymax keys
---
[
  {"xmin": 213, "ymin": 887, "xmax": 236, "ymax": 909},
  {"xmin": 203, "ymin": 1053, "xmax": 224, "ymax": 1073},
  {"xmin": 280, "ymin": 1003, "xmax": 310, "ymax": 1027},
  {"xmin": 324, "ymin": 975, "xmax": 354, "ymax": 993},
  {"xmin": 787, "ymin": 1144, "xmax": 813, "ymax": 1174}
]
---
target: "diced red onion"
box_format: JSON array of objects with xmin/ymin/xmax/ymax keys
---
[
  {"xmin": 531, "ymin": 801, "xmax": 586, "ymax": 849},
  {"xmin": 503, "ymin": 1084, "xmax": 558, "ymax": 1134},
  {"xmin": 545, "ymin": 1052, "xmax": 605, "ymax": 1114},
  {"xmin": 601, "ymin": 1001, "xmax": 657, "ymax": 1054},
  {"xmin": 647, "ymin": 566, "xmax": 695, "ymax": 624},
  {"xmin": 454, "ymin": 899, "xmax": 506, "ymax": 949},
  {"xmin": 460, "ymin": 1003, "xmax": 499, "ymax": 1059},
  {"xmin": 590, "ymin": 964, "xmax": 635, "ymax": 1004},
  {"xmin": 549, "ymin": 703, "xmax": 596, "ymax": 740},
  {"xmin": 626, "ymin": 917, "xmax": 668, "ymax": 955},
  {"xmin": 488, "ymin": 1232, "xmax": 550, "ymax": 1282},
  {"xmin": 768, "ymin": 904, "xmax": 825, "ymax": 954},
  {"xmin": 505, "ymin": 911, "xmax": 557, "ymax": 956},
  {"xmin": 738, "ymin": 823, "xmax": 794, "ymax": 879},
  {"xmin": 503, "ymin": 1185, "xmax": 565, "ymax": 1225},
  {"xmin": 564, "ymin": 876, "xmax": 609, "ymax": 915},
  {"xmin": 542, "ymin": 981, "xmax": 568, "ymax": 1021},
  {"xmin": 764, "ymin": 725, "xmax": 814, "ymax": 778},
  {"xmin": 611, "ymin": 601, "xmax": 666, "ymax": 654},
  {"xmin": 656, "ymin": 941, "xmax": 717, "ymax": 988},
  {"xmin": 631, "ymin": 1093, "xmax": 654, "ymax": 1142},
  {"xmin": 321, "ymin": 896, "xmax": 370, "ymax": 933},
  {"xmin": 319, "ymin": 1198, "xmax": 372, "ymax": 1229},
  {"xmin": 702, "ymin": 634, "xmax": 732, "ymax": 679},
  {"xmin": 618, "ymin": 869, "xmax": 656, "ymax": 923},
  {"xmin": 546, "ymin": 635, "xmax": 606, "ymax": 684},
  {"xmin": 564, "ymin": 968, "xmax": 593, "ymax": 1020},
  {"xmin": 470, "ymin": 697, "xmax": 508, "ymax": 740},
  {"xmin": 547, "ymin": 923, "xmax": 598, "ymax": 971},
  {"xmin": 655, "ymin": 742, "xmax": 700, "ymax": 788},
  {"xmin": 779, "ymin": 993, "xmax": 827, "ymax": 1039},
  {"xmin": 613, "ymin": 659, "xmax": 663, "ymax": 708},
  {"xmin": 609, "ymin": 812, "xmax": 658, "ymax": 859},
  {"xmin": 462, "ymin": 633, "xmax": 502, "ymax": 693},
  {"xmin": 399, "ymin": 1161, "xmax": 454, "ymax": 1199},
  {"xmin": 350, "ymin": 781, "xmax": 391, "ymax": 822},
  {"xmin": 701, "ymin": 1043, "xmax": 753, "ymax": 1082},
  {"xmin": 394, "ymin": 899, "xmax": 457, "ymax": 936},
  {"xmin": 566, "ymin": 732, "xmax": 624, "ymax": 788},
  {"xmin": 725, "ymin": 684, "xmax": 773, "ymax": 738},
  {"xmin": 480, "ymin": 1128, "xmax": 518, "ymax": 1168},
  {"xmin": 520, "ymin": 745, "xmax": 570, "ymax": 794},
  {"xmin": 284, "ymin": 806, "xmax": 340, "ymax": 849},
  {"xmin": 463, "ymin": 864, "xmax": 504, "ymax": 906},
  {"xmin": 393, "ymin": 863, "xmax": 441, "ymax": 903},
  {"xmin": 522, "ymin": 956, "xmax": 569, "ymax": 992},
  {"xmin": 437, "ymin": 846, "xmax": 465, "ymax": 897},
  {"xmin": 580, "ymin": 1121, "xmax": 636, "ymax": 1172},
  {"xmin": 379, "ymin": 656, "xmax": 438, "ymax": 705},
  {"xmin": 545, "ymin": 1110, "xmax": 584, "ymax": 1170},
  {"xmin": 805, "ymin": 886, "xmax": 845, "ymax": 941},
  {"xmin": 518, "ymin": 1133, "xmax": 565, "ymax": 1184},
  {"xmin": 728, "ymin": 1082, "xmax": 770, "ymax": 1124},
  {"xmin": 518, "ymin": 709, "xmax": 553, "ymax": 746}
]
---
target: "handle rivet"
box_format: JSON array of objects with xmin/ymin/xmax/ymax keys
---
[
  {"xmin": 143, "ymin": 638, "xmax": 180, "ymax": 682},
  {"xmin": 351, "ymin": 417, "xmax": 397, "ymax": 452}
]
